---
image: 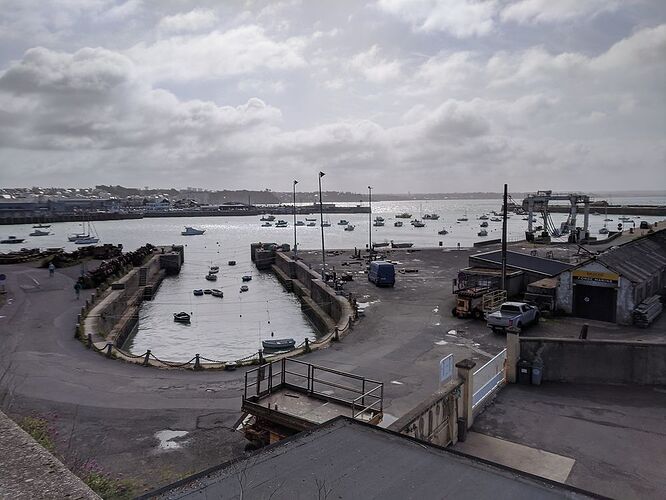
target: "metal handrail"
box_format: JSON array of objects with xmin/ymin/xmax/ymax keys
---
[{"xmin": 352, "ymin": 399, "xmax": 382, "ymax": 419}]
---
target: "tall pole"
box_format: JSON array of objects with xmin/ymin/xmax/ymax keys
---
[
  {"xmin": 318, "ymin": 172, "xmax": 326, "ymax": 277},
  {"xmin": 293, "ymin": 180, "xmax": 298, "ymax": 255},
  {"xmin": 501, "ymin": 183, "xmax": 508, "ymax": 291},
  {"xmin": 368, "ymin": 186, "xmax": 373, "ymax": 252}
]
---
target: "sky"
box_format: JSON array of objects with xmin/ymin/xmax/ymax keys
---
[{"xmin": 0, "ymin": 0, "xmax": 664, "ymax": 193}]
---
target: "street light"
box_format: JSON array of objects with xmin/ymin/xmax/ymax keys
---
[
  {"xmin": 318, "ymin": 171, "xmax": 326, "ymax": 277},
  {"xmin": 293, "ymin": 180, "xmax": 298, "ymax": 255},
  {"xmin": 368, "ymin": 186, "xmax": 373, "ymax": 252}
]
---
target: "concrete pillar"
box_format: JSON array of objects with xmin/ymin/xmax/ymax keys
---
[
  {"xmin": 194, "ymin": 354, "xmax": 202, "ymax": 371},
  {"xmin": 455, "ymin": 359, "xmax": 476, "ymax": 431},
  {"xmin": 506, "ymin": 328, "xmax": 520, "ymax": 383}
]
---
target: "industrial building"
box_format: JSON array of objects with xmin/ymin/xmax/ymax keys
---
[{"xmin": 555, "ymin": 230, "xmax": 666, "ymax": 324}]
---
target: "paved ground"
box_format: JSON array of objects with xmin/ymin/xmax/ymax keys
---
[
  {"xmin": 1, "ymin": 245, "xmax": 665, "ymax": 496},
  {"xmin": 469, "ymin": 383, "xmax": 666, "ymax": 500}
]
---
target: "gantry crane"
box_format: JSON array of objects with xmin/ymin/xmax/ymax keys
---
[{"xmin": 522, "ymin": 190, "xmax": 590, "ymax": 243}]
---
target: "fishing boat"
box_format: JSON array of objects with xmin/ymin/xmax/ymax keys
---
[
  {"xmin": 260, "ymin": 215, "xmax": 276, "ymax": 221},
  {"xmin": 32, "ymin": 224, "xmax": 51, "ymax": 228},
  {"xmin": 338, "ymin": 219, "xmax": 349, "ymax": 225},
  {"xmin": 321, "ymin": 220, "xmax": 331, "ymax": 227},
  {"xmin": 344, "ymin": 224, "xmax": 355, "ymax": 231},
  {"xmin": 262, "ymin": 338, "xmax": 296, "ymax": 350},
  {"xmin": 478, "ymin": 215, "xmax": 489, "ymax": 220},
  {"xmin": 412, "ymin": 220, "xmax": 426, "ymax": 228},
  {"xmin": 228, "ymin": 260, "xmax": 236, "ymax": 266},
  {"xmin": 390, "ymin": 240, "xmax": 413, "ymax": 248},
  {"xmin": 373, "ymin": 242, "xmax": 390, "ymax": 248},
  {"xmin": 478, "ymin": 229, "xmax": 488, "ymax": 237},
  {"xmin": 209, "ymin": 266, "xmax": 219, "ymax": 273},
  {"xmin": 395, "ymin": 213, "xmax": 412, "ymax": 218},
  {"xmin": 242, "ymin": 275, "xmax": 252, "ymax": 282},
  {"xmin": 193, "ymin": 289, "xmax": 204, "ymax": 296},
  {"xmin": 295, "ymin": 221, "xmax": 305, "ymax": 226},
  {"xmin": 456, "ymin": 215, "xmax": 468, "ymax": 222},
  {"xmin": 307, "ymin": 222, "xmax": 316, "ymax": 227},
  {"xmin": 423, "ymin": 213, "xmax": 439, "ymax": 220},
  {"xmin": 480, "ymin": 221, "xmax": 488, "ymax": 228},
  {"xmin": 1, "ymin": 236, "xmax": 25, "ymax": 244},
  {"xmin": 204, "ymin": 289, "xmax": 212, "ymax": 294},
  {"xmin": 29, "ymin": 229, "xmax": 50, "ymax": 236},
  {"xmin": 173, "ymin": 312, "xmax": 191, "ymax": 323},
  {"xmin": 438, "ymin": 229, "xmax": 448, "ymax": 235},
  {"xmin": 305, "ymin": 217, "xmax": 317, "ymax": 221},
  {"xmin": 211, "ymin": 289, "xmax": 224, "ymax": 298},
  {"xmin": 205, "ymin": 273, "xmax": 218, "ymax": 281},
  {"xmin": 373, "ymin": 217, "xmax": 385, "ymax": 227},
  {"xmin": 261, "ymin": 222, "xmax": 272, "ymax": 227},
  {"xmin": 490, "ymin": 217, "xmax": 502, "ymax": 222},
  {"xmin": 240, "ymin": 285, "xmax": 249, "ymax": 292},
  {"xmin": 375, "ymin": 216, "xmax": 385, "ymax": 222},
  {"xmin": 394, "ymin": 221, "xmax": 403, "ymax": 227},
  {"xmin": 182, "ymin": 226, "xmax": 205, "ymax": 236}
]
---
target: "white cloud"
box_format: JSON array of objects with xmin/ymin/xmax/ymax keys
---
[
  {"xmin": 350, "ymin": 45, "xmax": 402, "ymax": 83},
  {"xmin": 157, "ymin": 8, "xmax": 218, "ymax": 34},
  {"xmin": 127, "ymin": 25, "xmax": 307, "ymax": 83},
  {"xmin": 377, "ymin": 0, "xmax": 498, "ymax": 37},
  {"xmin": 501, "ymin": 0, "xmax": 622, "ymax": 24}
]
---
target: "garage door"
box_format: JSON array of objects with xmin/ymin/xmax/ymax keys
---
[{"xmin": 573, "ymin": 284, "xmax": 616, "ymax": 322}]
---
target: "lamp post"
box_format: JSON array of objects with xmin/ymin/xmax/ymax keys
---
[
  {"xmin": 318, "ymin": 171, "xmax": 326, "ymax": 277},
  {"xmin": 293, "ymin": 180, "xmax": 298, "ymax": 255},
  {"xmin": 368, "ymin": 186, "xmax": 373, "ymax": 252}
]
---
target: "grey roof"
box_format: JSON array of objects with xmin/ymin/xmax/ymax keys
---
[
  {"xmin": 144, "ymin": 417, "xmax": 597, "ymax": 500},
  {"xmin": 596, "ymin": 229, "xmax": 666, "ymax": 284},
  {"xmin": 471, "ymin": 250, "xmax": 573, "ymax": 277}
]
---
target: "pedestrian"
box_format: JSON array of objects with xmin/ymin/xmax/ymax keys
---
[
  {"xmin": 74, "ymin": 282, "xmax": 81, "ymax": 300},
  {"xmin": 48, "ymin": 262, "xmax": 55, "ymax": 278}
]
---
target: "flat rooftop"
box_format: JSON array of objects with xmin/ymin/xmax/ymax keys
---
[
  {"xmin": 471, "ymin": 250, "xmax": 573, "ymax": 276},
  {"xmin": 470, "ymin": 383, "xmax": 666, "ymax": 499},
  {"xmin": 146, "ymin": 417, "xmax": 597, "ymax": 500}
]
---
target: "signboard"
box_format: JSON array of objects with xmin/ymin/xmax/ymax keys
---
[
  {"xmin": 0, "ymin": 274, "xmax": 6, "ymax": 281},
  {"xmin": 439, "ymin": 354, "xmax": 454, "ymax": 385},
  {"xmin": 572, "ymin": 269, "xmax": 619, "ymax": 285}
]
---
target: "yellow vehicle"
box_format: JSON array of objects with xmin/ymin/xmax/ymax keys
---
[{"xmin": 452, "ymin": 287, "xmax": 507, "ymax": 320}]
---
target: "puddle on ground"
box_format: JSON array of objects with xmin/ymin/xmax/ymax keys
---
[
  {"xmin": 434, "ymin": 340, "xmax": 448, "ymax": 346},
  {"xmin": 447, "ymin": 329, "xmax": 457, "ymax": 336},
  {"xmin": 378, "ymin": 413, "xmax": 399, "ymax": 428},
  {"xmin": 390, "ymin": 380, "xmax": 404, "ymax": 385},
  {"xmin": 155, "ymin": 430, "xmax": 188, "ymax": 451},
  {"xmin": 434, "ymin": 322, "xmax": 441, "ymax": 326}
]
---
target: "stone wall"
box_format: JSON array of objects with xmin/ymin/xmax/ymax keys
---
[{"xmin": 520, "ymin": 337, "xmax": 666, "ymax": 385}]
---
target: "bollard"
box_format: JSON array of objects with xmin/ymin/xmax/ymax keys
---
[
  {"xmin": 87, "ymin": 334, "xmax": 93, "ymax": 349},
  {"xmin": 579, "ymin": 323, "xmax": 589, "ymax": 340},
  {"xmin": 304, "ymin": 338, "xmax": 311, "ymax": 353},
  {"xmin": 105, "ymin": 343, "xmax": 113, "ymax": 358},
  {"xmin": 194, "ymin": 354, "xmax": 202, "ymax": 371},
  {"xmin": 258, "ymin": 349, "xmax": 264, "ymax": 365},
  {"xmin": 333, "ymin": 327, "xmax": 339, "ymax": 342},
  {"xmin": 143, "ymin": 349, "xmax": 151, "ymax": 366}
]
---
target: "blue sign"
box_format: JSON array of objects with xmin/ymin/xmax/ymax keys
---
[
  {"xmin": 0, "ymin": 274, "xmax": 6, "ymax": 281},
  {"xmin": 440, "ymin": 354, "xmax": 454, "ymax": 384}
]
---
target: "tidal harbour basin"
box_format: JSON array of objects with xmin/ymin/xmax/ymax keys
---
[{"xmin": 2, "ymin": 197, "xmax": 666, "ymax": 498}]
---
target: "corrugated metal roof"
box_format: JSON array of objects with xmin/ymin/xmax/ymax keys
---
[
  {"xmin": 597, "ymin": 230, "xmax": 666, "ymax": 284},
  {"xmin": 470, "ymin": 250, "xmax": 573, "ymax": 277}
]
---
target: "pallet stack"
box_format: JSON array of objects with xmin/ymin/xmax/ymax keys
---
[{"xmin": 633, "ymin": 295, "xmax": 663, "ymax": 328}]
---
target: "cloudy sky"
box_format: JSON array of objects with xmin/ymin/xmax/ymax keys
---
[{"xmin": 0, "ymin": 0, "xmax": 664, "ymax": 192}]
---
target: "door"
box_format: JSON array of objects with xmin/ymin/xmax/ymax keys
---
[{"xmin": 573, "ymin": 284, "xmax": 617, "ymax": 322}]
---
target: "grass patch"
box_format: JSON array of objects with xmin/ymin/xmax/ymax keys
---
[
  {"xmin": 81, "ymin": 471, "xmax": 134, "ymax": 500},
  {"xmin": 18, "ymin": 416, "xmax": 55, "ymax": 452}
]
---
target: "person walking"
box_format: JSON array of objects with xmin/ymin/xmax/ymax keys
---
[
  {"xmin": 48, "ymin": 262, "xmax": 55, "ymax": 278},
  {"xmin": 74, "ymin": 282, "xmax": 81, "ymax": 300}
]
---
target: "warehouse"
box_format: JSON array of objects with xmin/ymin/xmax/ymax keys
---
[{"xmin": 555, "ymin": 230, "xmax": 666, "ymax": 324}]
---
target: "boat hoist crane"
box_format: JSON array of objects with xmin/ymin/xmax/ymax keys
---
[{"xmin": 522, "ymin": 191, "xmax": 590, "ymax": 243}]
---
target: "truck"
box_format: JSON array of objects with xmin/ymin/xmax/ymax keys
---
[
  {"xmin": 452, "ymin": 287, "xmax": 507, "ymax": 320},
  {"xmin": 368, "ymin": 261, "xmax": 395, "ymax": 287},
  {"xmin": 487, "ymin": 302, "xmax": 539, "ymax": 333}
]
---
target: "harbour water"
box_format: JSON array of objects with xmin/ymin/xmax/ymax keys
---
[{"xmin": 3, "ymin": 197, "xmax": 664, "ymax": 361}]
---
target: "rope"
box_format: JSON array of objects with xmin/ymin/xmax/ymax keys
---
[{"xmin": 149, "ymin": 352, "xmax": 196, "ymax": 367}]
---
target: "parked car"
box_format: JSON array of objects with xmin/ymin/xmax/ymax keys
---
[
  {"xmin": 487, "ymin": 302, "xmax": 539, "ymax": 333},
  {"xmin": 368, "ymin": 261, "xmax": 395, "ymax": 287},
  {"xmin": 639, "ymin": 221, "xmax": 649, "ymax": 229}
]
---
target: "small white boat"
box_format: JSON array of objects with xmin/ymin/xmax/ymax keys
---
[
  {"xmin": 395, "ymin": 213, "xmax": 412, "ymax": 219},
  {"xmin": 211, "ymin": 289, "xmax": 224, "ymax": 298},
  {"xmin": 261, "ymin": 222, "xmax": 272, "ymax": 227},
  {"xmin": 423, "ymin": 213, "xmax": 439, "ymax": 220},
  {"xmin": 205, "ymin": 273, "xmax": 218, "ymax": 281},
  {"xmin": 275, "ymin": 220, "xmax": 288, "ymax": 228},
  {"xmin": 240, "ymin": 285, "xmax": 249, "ymax": 292},
  {"xmin": 262, "ymin": 338, "xmax": 296, "ymax": 350},
  {"xmin": 394, "ymin": 221, "xmax": 403, "ymax": 227},
  {"xmin": 209, "ymin": 266, "xmax": 220, "ymax": 273},
  {"xmin": 338, "ymin": 219, "xmax": 349, "ymax": 225},
  {"xmin": 30, "ymin": 229, "xmax": 50, "ymax": 236},
  {"xmin": 373, "ymin": 220, "xmax": 385, "ymax": 227},
  {"xmin": 412, "ymin": 220, "xmax": 425, "ymax": 228},
  {"xmin": 456, "ymin": 216, "xmax": 468, "ymax": 222},
  {"xmin": 182, "ymin": 226, "xmax": 205, "ymax": 236},
  {"xmin": 260, "ymin": 215, "xmax": 276, "ymax": 221},
  {"xmin": 344, "ymin": 225, "xmax": 355, "ymax": 231},
  {"xmin": 478, "ymin": 229, "xmax": 488, "ymax": 237},
  {"xmin": 33, "ymin": 224, "xmax": 51, "ymax": 228},
  {"xmin": 478, "ymin": 215, "xmax": 489, "ymax": 220},
  {"xmin": 390, "ymin": 240, "xmax": 413, "ymax": 248},
  {"xmin": 373, "ymin": 242, "xmax": 390, "ymax": 248},
  {"xmin": 295, "ymin": 221, "xmax": 305, "ymax": 226},
  {"xmin": 74, "ymin": 236, "xmax": 99, "ymax": 245},
  {"xmin": 307, "ymin": 222, "xmax": 316, "ymax": 227}
]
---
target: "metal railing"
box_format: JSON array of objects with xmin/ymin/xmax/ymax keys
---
[
  {"xmin": 472, "ymin": 349, "xmax": 507, "ymax": 409},
  {"xmin": 243, "ymin": 358, "xmax": 383, "ymax": 421}
]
